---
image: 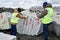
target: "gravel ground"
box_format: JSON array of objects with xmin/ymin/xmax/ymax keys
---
[{"xmin": 0, "ymin": 30, "xmax": 60, "ymax": 40}]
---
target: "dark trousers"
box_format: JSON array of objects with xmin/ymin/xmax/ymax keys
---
[
  {"xmin": 43, "ymin": 22, "xmax": 52, "ymax": 40},
  {"xmin": 11, "ymin": 24, "xmax": 17, "ymax": 36}
]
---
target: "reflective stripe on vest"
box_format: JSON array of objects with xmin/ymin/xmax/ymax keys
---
[
  {"xmin": 42, "ymin": 8, "xmax": 54, "ymax": 24},
  {"xmin": 11, "ymin": 13, "xmax": 19, "ymax": 23}
]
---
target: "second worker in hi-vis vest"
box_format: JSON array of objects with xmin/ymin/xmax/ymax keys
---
[
  {"xmin": 36, "ymin": 2, "xmax": 54, "ymax": 40},
  {"xmin": 10, "ymin": 8, "xmax": 27, "ymax": 36}
]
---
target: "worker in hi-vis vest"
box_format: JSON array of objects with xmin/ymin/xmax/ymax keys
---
[
  {"xmin": 36, "ymin": 2, "xmax": 54, "ymax": 40},
  {"xmin": 10, "ymin": 8, "xmax": 27, "ymax": 36}
]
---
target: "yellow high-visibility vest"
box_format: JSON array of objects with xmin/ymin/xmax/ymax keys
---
[
  {"xmin": 42, "ymin": 7, "xmax": 54, "ymax": 24},
  {"xmin": 11, "ymin": 13, "xmax": 19, "ymax": 23}
]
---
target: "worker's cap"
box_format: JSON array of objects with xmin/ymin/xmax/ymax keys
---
[{"xmin": 43, "ymin": 2, "xmax": 48, "ymax": 8}]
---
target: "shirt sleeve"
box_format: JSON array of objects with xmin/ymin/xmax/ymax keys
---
[{"xmin": 16, "ymin": 13, "xmax": 26, "ymax": 19}]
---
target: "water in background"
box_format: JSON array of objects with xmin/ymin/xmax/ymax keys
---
[{"xmin": 0, "ymin": 0, "xmax": 60, "ymax": 9}]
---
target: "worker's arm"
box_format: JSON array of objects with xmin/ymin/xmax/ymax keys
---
[
  {"xmin": 16, "ymin": 13, "xmax": 27, "ymax": 19},
  {"xmin": 36, "ymin": 10, "xmax": 47, "ymax": 18}
]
